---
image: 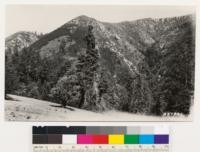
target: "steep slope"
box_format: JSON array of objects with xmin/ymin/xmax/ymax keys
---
[
  {"xmin": 29, "ymin": 15, "xmax": 194, "ymax": 77},
  {"xmin": 5, "ymin": 15, "xmax": 195, "ymax": 115}
]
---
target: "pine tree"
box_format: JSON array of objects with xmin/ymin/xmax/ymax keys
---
[
  {"xmin": 5, "ymin": 45, "xmax": 20, "ymax": 95},
  {"xmin": 5, "ymin": 54, "xmax": 19, "ymax": 95},
  {"xmin": 52, "ymin": 25, "xmax": 100, "ymax": 108},
  {"xmin": 76, "ymin": 25, "xmax": 100, "ymax": 108}
]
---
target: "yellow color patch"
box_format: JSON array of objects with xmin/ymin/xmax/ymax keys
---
[{"xmin": 109, "ymin": 134, "xmax": 124, "ymax": 144}]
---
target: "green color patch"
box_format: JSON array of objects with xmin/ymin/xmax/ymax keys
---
[{"xmin": 124, "ymin": 135, "xmax": 139, "ymax": 144}]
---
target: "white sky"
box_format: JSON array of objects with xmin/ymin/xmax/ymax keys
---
[{"xmin": 6, "ymin": 5, "xmax": 195, "ymax": 37}]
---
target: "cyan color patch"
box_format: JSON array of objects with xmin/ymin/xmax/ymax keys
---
[{"xmin": 139, "ymin": 135, "xmax": 154, "ymax": 144}]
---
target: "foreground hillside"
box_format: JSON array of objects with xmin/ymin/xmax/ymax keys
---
[{"xmin": 5, "ymin": 95, "xmax": 191, "ymax": 121}]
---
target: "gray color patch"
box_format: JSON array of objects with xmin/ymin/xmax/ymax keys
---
[
  {"xmin": 127, "ymin": 126, "xmax": 140, "ymax": 134},
  {"xmin": 140, "ymin": 126, "xmax": 154, "ymax": 134}
]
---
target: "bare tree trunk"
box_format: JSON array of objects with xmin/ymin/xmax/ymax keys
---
[{"xmin": 79, "ymin": 88, "xmax": 85, "ymax": 108}]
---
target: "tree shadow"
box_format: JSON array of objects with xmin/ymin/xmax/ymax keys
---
[{"xmin": 50, "ymin": 105, "xmax": 75, "ymax": 111}]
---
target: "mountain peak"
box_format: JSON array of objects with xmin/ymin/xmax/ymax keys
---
[
  {"xmin": 5, "ymin": 31, "xmax": 39, "ymax": 53},
  {"xmin": 68, "ymin": 15, "xmax": 97, "ymax": 25},
  {"xmin": 75, "ymin": 15, "xmax": 93, "ymax": 20}
]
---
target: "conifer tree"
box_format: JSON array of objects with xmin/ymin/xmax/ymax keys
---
[{"xmin": 76, "ymin": 25, "xmax": 99, "ymax": 108}]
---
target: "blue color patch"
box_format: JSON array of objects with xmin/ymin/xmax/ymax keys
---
[{"xmin": 139, "ymin": 135, "xmax": 154, "ymax": 144}]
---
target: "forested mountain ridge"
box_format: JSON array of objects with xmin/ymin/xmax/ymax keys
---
[{"xmin": 5, "ymin": 14, "xmax": 195, "ymax": 116}]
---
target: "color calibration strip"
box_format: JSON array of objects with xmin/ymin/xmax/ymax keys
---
[{"xmin": 33, "ymin": 126, "xmax": 169, "ymax": 145}]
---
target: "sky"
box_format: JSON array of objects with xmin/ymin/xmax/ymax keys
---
[{"xmin": 6, "ymin": 5, "xmax": 195, "ymax": 37}]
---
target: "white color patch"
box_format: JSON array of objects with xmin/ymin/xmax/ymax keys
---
[
  {"xmin": 154, "ymin": 126, "xmax": 170, "ymax": 134},
  {"xmin": 62, "ymin": 135, "xmax": 77, "ymax": 144}
]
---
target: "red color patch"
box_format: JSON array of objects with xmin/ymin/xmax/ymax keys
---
[{"xmin": 92, "ymin": 135, "xmax": 108, "ymax": 144}]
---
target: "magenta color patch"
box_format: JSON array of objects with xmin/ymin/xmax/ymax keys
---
[{"xmin": 77, "ymin": 135, "xmax": 93, "ymax": 144}]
